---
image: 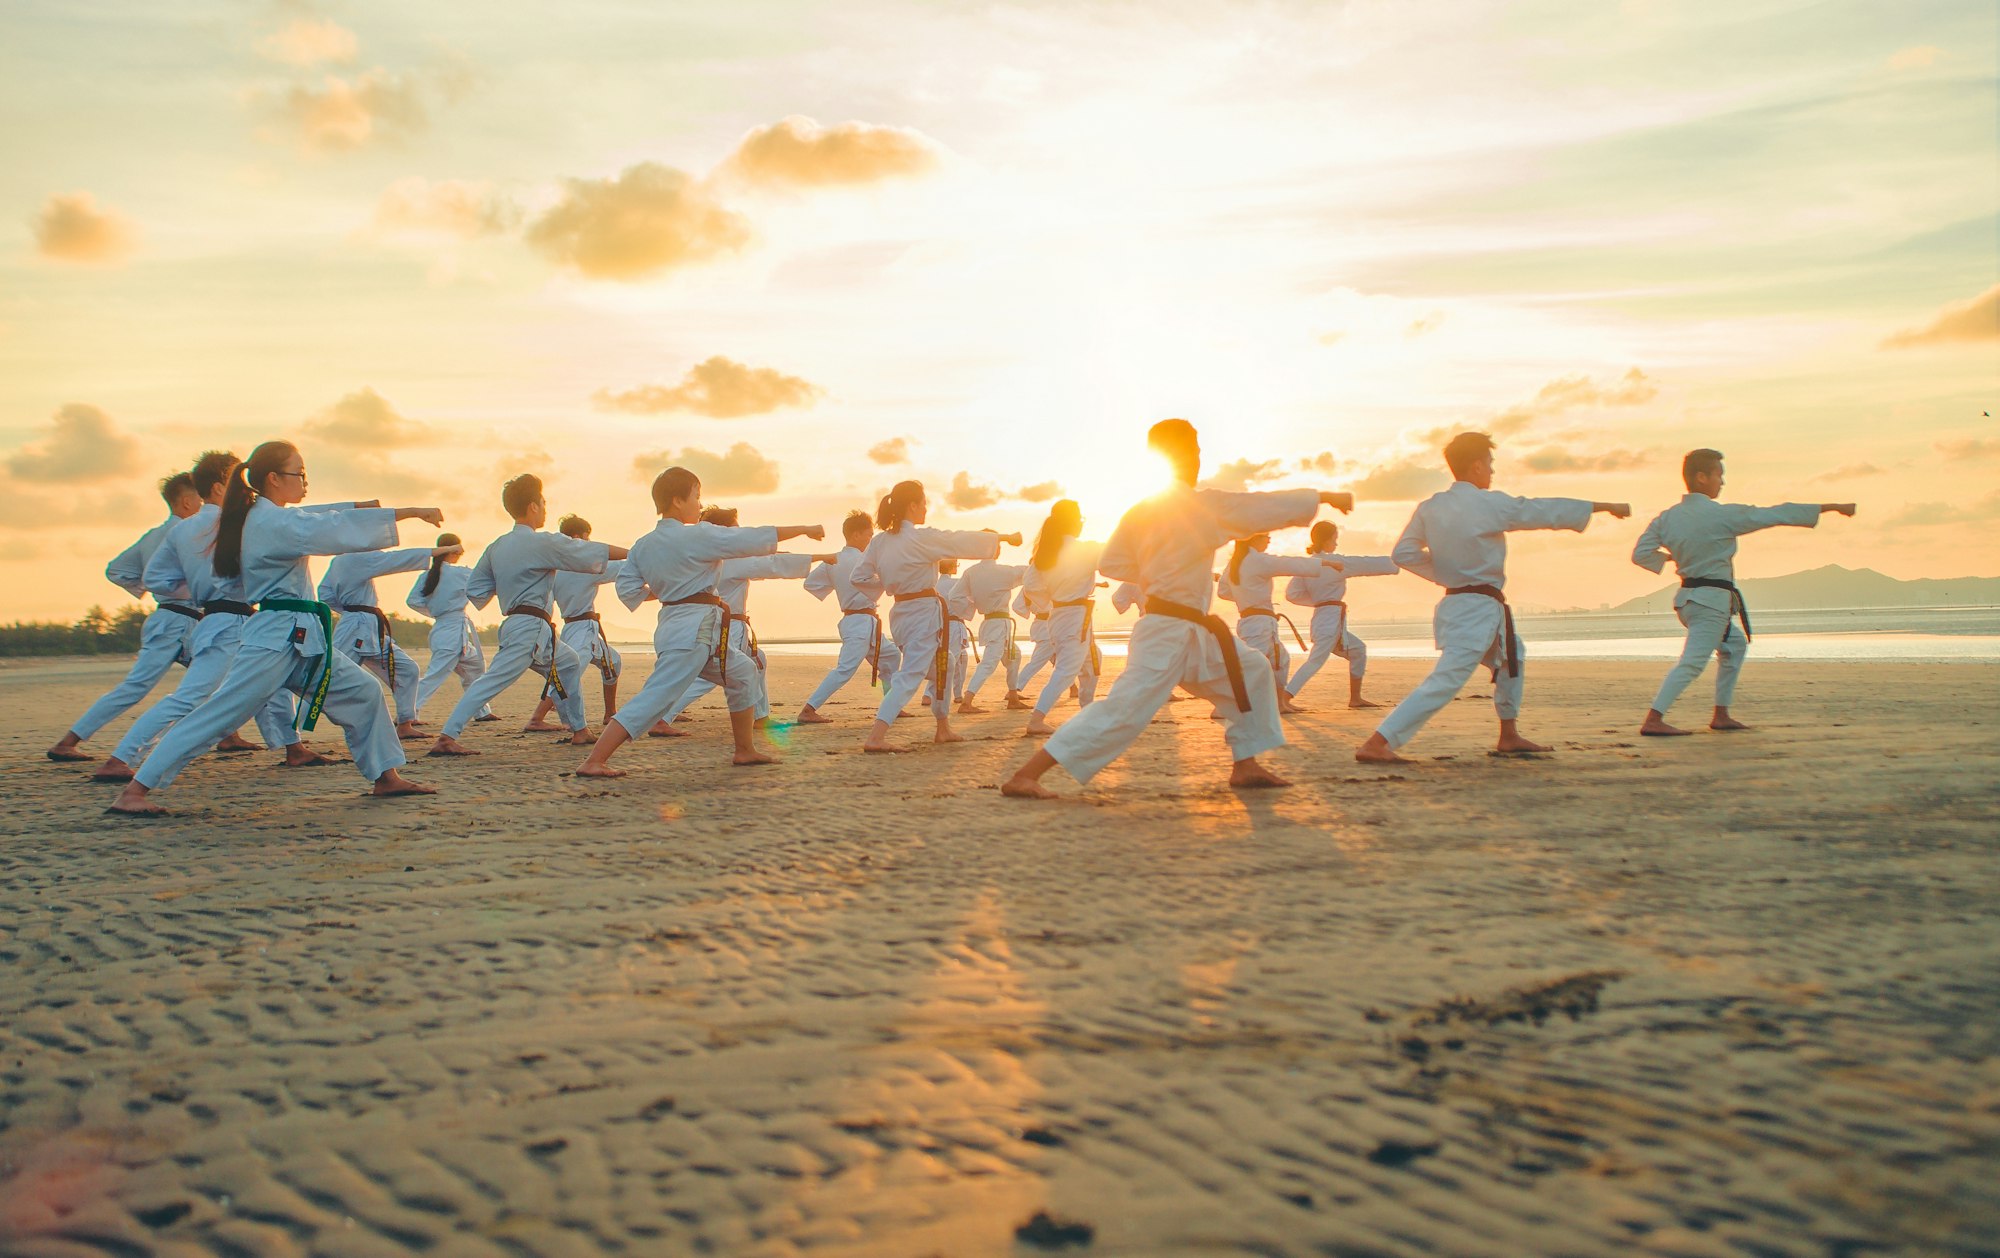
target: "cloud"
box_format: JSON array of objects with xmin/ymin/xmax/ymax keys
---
[
  {"xmin": 32, "ymin": 193, "xmax": 138, "ymax": 264},
  {"xmin": 1517, "ymin": 445, "xmax": 1652, "ymax": 474},
  {"xmin": 945, "ymin": 471, "xmax": 1000, "ymax": 511},
  {"xmin": 867, "ymin": 437, "xmax": 913, "ymax": 465},
  {"xmin": 1888, "ymin": 45, "xmax": 1941, "ymax": 71},
  {"xmin": 632, "ymin": 443, "xmax": 780, "ymax": 495},
  {"xmin": 527, "ymin": 162, "xmax": 751, "ymax": 280},
  {"xmin": 0, "ymin": 489, "xmax": 157, "ymax": 534},
  {"xmin": 1404, "ymin": 312, "xmax": 1445, "ymax": 337},
  {"xmin": 1448, "ymin": 367, "xmax": 1663, "ymax": 442},
  {"xmin": 1810, "ymin": 463, "xmax": 1886, "ymax": 483},
  {"xmin": 719, "ymin": 116, "xmax": 939, "ymax": 188},
  {"xmin": 258, "ymin": 17, "xmax": 358, "ymax": 66},
  {"xmin": 372, "ymin": 177, "xmax": 516, "ymax": 237},
  {"xmin": 1297, "ymin": 451, "xmax": 1354, "ymax": 475},
  {"xmin": 6, "ymin": 404, "xmax": 144, "ymax": 483},
  {"xmin": 593, "ymin": 356, "xmax": 822, "ymax": 418},
  {"xmin": 1937, "ymin": 438, "xmax": 2000, "ymax": 461},
  {"xmin": 268, "ymin": 68, "xmax": 428, "ymax": 152},
  {"xmin": 304, "ymin": 388, "xmax": 432, "ymax": 447},
  {"xmin": 1017, "ymin": 480, "xmax": 1063, "ymax": 503},
  {"xmin": 1882, "ymin": 285, "xmax": 2000, "ymax": 348},
  {"xmin": 1200, "ymin": 458, "xmax": 1287, "ymax": 492},
  {"xmin": 1884, "ymin": 491, "xmax": 2000, "ymax": 529},
  {"xmin": 1350, "ymin": 455, "xmax": 1448, "ymax": 501}
]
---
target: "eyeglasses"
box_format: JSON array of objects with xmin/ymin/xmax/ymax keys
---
[{"xmin": 273, "ymin": 470, "xmax": 309, "ymax": 483}]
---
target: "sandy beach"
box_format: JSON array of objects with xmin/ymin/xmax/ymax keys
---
[{"xmin": 2, "ymin": 651, "xmax": 1997, "ymax": 1257}]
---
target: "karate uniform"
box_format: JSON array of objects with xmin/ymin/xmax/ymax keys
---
[
  {"xmin": 663, "ymin": 552, "xmax": 812, "ymax": 721},
  {"xmin": 66, "ymin": 515, "xmax": 200, "ymax": 741},
  {"xmin": 959, "ymin": 559, "xmax": 1030, "ymax": 701},
  {"xmin": 1216, "ymin": 550, "xmax": 1327, "ymax": 692},
  {"xmin": 110, "ymin": 503, "xmax": 301, "ymax": 768},
  {"xmin": 937, "ymin": 574, "xmax": 978, "ymax": 702},
  {"xmin": 1283, "ymin": 553, "xmax": 1400, "ymax": 693},
  {"xmin": 853, "ymin": 526, "xmax": 1003, "ymax": 721},
  {"xmin": 1027, "ymin": 539, "xmax": 1106, "ymax": 716},
  {"xmin": 606, "ymin": 518, "xmax": 783, "ymax": 738},
  {"xmin": 1042, "ymin": 485, "xmax": 1315, "ymax": 783},
  {"xmin": 1373, "ymin": 481, "xmax": 1594, "ymax": 749},
  {"xmin": 441, "ymin": 524, "xmax": 610, "ymax": 737},
  {"xmin": 553, "ymin": 561, "xmax": 626, "ymax": 688},
  {"xmin": 1633, "ymin": 494, "xmax": 1820, "ymax": 715},
  {"xmin": 802, "ymin": 547, "xmax": 903, "ymax": 710},
  {"xmin": 1015, "ymin": 586, "xmax": 1058, "ymax": 692},
  {"xmin": 134, "ymin": 501, "xmax": 413, "ymax": 791},
  {"xmin": 405, "ymin": 564, "xmax": 492, "ymax": 721},
  {"xmin": 318, "ymin": 548, "xmax": 433, "ymax": 723}
]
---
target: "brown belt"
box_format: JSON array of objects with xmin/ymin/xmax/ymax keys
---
[
  {"xmin": 1312, "ymin": 598, "xmax": 1349, "ymax": 643},
  {"xmin": 504, "ymin": 603, "xmax": 567, "ymax": 700},
  {"xmin": 841, "ymin": 608, "xmax": 885, "ymax": 684},
  {"xmin": 1143, "ymin": 597, "xmax": 1250, "ymax": 712},
  {"xmin": 560, "ymin": 612, "xmax": 615, "ymax": 681},
  {"xmin": 667, "ymin": 593, "xmax": 734, "ymax": 689},
  {"xmin": 1238, "ymin": 605, "xmax": 1306, "ymax": 651},
  {"xmin": 892, "ymin": 589, "xmax": 950, "ymax": 699},
  {"xmin": 1445, "ymin": 584, "xmax": 1518, "ymax": 678}
]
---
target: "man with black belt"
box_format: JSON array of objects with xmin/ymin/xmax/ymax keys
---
[
  {"xmin": 1356, "ymin": 432, "xmax": 1628, "ymax": 765},
  {"xmin": 1633, "ymin": 448, "xmax": 1852, "ymax": 736},
  {"xmin": 430, "ymin": 474, "xmax": 627, "ymax": 755},
  {"xmin": 318, "ymin": 542, "xmax": 442, "ymax": 740},
  {"xmin": 1001, "ymin": 418, "xmax": 1352, "ymax": 799}
]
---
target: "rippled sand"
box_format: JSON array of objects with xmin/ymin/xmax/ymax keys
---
[{"xmin": 3, "ymin": 653, "xmax": 1997, "ymax": 1256}]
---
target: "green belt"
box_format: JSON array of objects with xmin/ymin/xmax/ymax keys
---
[{"xmin": 260, "ymin": 597, "xmax": 335, "ymax": 730}]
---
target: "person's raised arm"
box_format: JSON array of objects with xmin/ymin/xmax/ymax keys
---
[
  {"xmin": 1391, "ymin": 505, "xmax": 1437, "ymax": 585},
  {"xmin": 802, "ymin": 558, "xmax": 838, "ymax": 601},
  {"xmin": 142, "ymin": 533, "xmax": 192, "ymax": 603},
  {"xmin": 1500, "ymin": 493, "xmax": 1610, "ymax": 533},
  {"xmin": 464, "ymin": 548, "xmax": 498, "ymax": 609},
  {"xmin": 1724, "ymin": 501, "xmax": 1845, "ymax": 534},
  {"xmin": 394, "ymin": 507, "xmax": 444, "ymax": 526},
  {"xmin": 851, "ymin": 544, "xmax": 884, "ymax": 598},
  {"xmin": 613, "ymin": 555, "xmax": 652, "ymax": 611},
  {"xmin": 1631, "ymin": 512, "xmax": 1670, "ymax": 574},
  {"xmin": 105, "ymin": 533, "xmax": 150, "ymax": 599},
  {"xmin": 775, "ymin": 524, "xmax": 826, "ymax": 544}
]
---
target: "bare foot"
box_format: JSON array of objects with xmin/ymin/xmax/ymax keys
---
[
  {"xmin": 1023, "ymin": 715, "xmax": 1058, "ymax": 738},
  {"xmin": 733, "ymin": 749, "xmax": 777, "ymax": 766},
  {"xmin": 1005, "ymin": 694, "xmax": 1033, "ymax": 710},
  {"xmin": 1229, "ymin": 760, "xmax": 1291, "ymax": 789},
  {"xmin": 796, "ymin": 708, "xmax": 834, "ymax": 725},
  {"xmin": 474, "ymin": 712, "xmax": 503, "ymax": 722},
  {"xmin": 1710, "ymin": 716, "xmax": 1751, "ymax": 731},
  {"xmin": 863, "ymin": 741, "xmax": 912, "ymax": 754},
  {"xmin": 575, "ymin": 763, "xmax": 626, "ymax": 778},
  {"xmin": 283, "ymin": 747, "xmax": 339, "ymax": 767},
  {"xmin": 1640, "ymin": 715, "xmax": 1692, "ymax": 737},
  {"xmin": 1354, "ymin": 733, "xmax": 1415, "ymax": 765},
  {"xmin": 107, "ymin": 783, "xmax": 165, "ymax": 816},
  {"xmin": 956, "ymin": 701, "xmax": 987, "ymax": 715},
  {"xmin": 1279, "ymin": 692, "xmax": 1306, "ymax": 714},
  {"xmin": 934, "ymin": 730, "xmax": 966, "ymax": 745},
  {"xmin": 521, "ymin": 721, "xmax": 562, "ymax": 732},
  {"xmin": 397, "ymin": 721, "xmax": 428, "ymax": 741},
  {"xmin": 1001, "ymin": 774, "xmax": 1058, "ymax": 799},
  {"xmin": 90, "ymin": 757, "xmax": 134, "ymax": 782},
  {"xmin": 567, "ymin": 729, "xmax": 598, "ymax": 746},
  {"xmin": 1347, "ymin": 698, "xmax": 1384, "ymax": 710},
  {"xmin": 648, "ymin": 721, "xmax": 690, "ymax": 738},
  {"xmin": 428, "ymin": 735, "xmax": 478, "ymax": 757},
  {"xmin": 1494, "ymin": 734, "xmax": 1553, "ymax": 755},
  {"xmin": 214, "ymin": 734, "xmax": 261, "ymax": 753},
  {"xmin": 370, "ymin": 773, "xmax": 437, "ymax": 798},
  {"xmin": 46, "ymin": 739, "xmax": 91, "ymax": 763}
]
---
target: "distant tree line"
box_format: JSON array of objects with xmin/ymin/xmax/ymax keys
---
[{"xmin": 0, "ymin": 607, "xmax": 496, "ymax": 658}]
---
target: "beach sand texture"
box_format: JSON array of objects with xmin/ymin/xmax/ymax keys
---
[{"xmin": 3, "ymin": 653, "xmax": 1997, "ymax": 1256}]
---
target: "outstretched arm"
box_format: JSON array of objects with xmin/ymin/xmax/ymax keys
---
[{"xmin": 1724, "ymin": 502, "xmax": 1844, "ymax": 534}]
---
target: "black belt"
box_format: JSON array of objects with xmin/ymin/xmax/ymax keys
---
[
  {"xmin": 1446, "ymin": 584, "xmax": 1519, "ymax": 678},
  {"xmin": 1239, "ymin": 605, "xmax": 1306, "ymax": 651},
  {"xmin": 564, "ymin": 611, "xmax": 600, "ymax": 624},
  {"xmin": 343, "ymin": 604, "xmax": 397, "ymax": 687},
  {"xmin": 504, "ymin": 603, "xmax": 566, "ymax": 701},
  {"xmin": 1681, "ymin": 577, "xmax": 1751, "ymax": 642},
  {"xmin": 666, "ymin": 593, "xmax": 734, "ymax": 690},
  {"xmin": 158, "ymin": 602, "xmax": 202, "ymax": 621},
  {"xmin": 842, "ymin": 608, "xmax": 886, "ymax": 684},
  {"xmin": 1143, "ymin": 597, "xmax": 1251, "ymax": 712},
  {"xmin": 202, "ymin": 600, "xmax": 255, "ymax": 617},
  {"xmin": 893, "ymin": 589, "xmax": 951, "ymax": 697}
]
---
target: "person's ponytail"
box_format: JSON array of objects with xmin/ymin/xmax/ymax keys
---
[
  {"xmin": 876, "ymin": 480, "xmax": 923, "ymax": 533},
  {"xmin": 1030, "ymin": 499, "xmax": 1081, "ymax": 571},
  {"xmin": 1226, "ymin": 537, "xmax": 1254, "ymax": 586},
  {"xmin": 215, "ymin": 441, "xmax": 295, "ymax": 580},
  {"xmin": 421, "ymin": 532, "xmax": 460, "ymax": 598}
]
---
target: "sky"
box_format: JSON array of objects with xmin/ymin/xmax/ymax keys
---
[{"xmin": 2, "ymin": 0, "xmax": 1995, "ymax": 638}]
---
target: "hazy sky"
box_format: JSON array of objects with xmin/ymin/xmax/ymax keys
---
[{"xmin": 3, "ymin": 0, "xmax": 1994, "ymax": 637}]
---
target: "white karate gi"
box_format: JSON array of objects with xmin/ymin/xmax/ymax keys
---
[
  {"xmin": 802, "ymin": 547, "xmax": 903, "ymax": 710},
  {"xmin": 1633, "ymin": 494, "xmax": 1820, "ymax": 715},
  {"xmin": 959, "ymin": 559, "xmax": 1030, "ymax": 701},
  {"xmin": 853, "ymin": 526, "xmax": 1003, "ymax": 721},
  {"xmin": 607, "ymin": 519, "xmax": 782, "ymax": 739},
  {"xmin": 553, "ymin": 561, "xmax": 625, "ymax": 687},
  {"xmin": 1283, "ymin": 553, "xmax": 1400, "ymax": 692},
  {"xmin": 1216, "ymin": 550, "xmax": 1327, "ymax": 691},
  {"xmin": 111, "ymin": 503, "xmax": 301, "ymax": 767},
  {"xmin": 1040, "ymin": 485, "xmax": 1315, "ymax": 782},
  {"xmin": 319, "ymin": 548, "xmax": 433, "ymax": 723},
  {"xmin": 664, "ymin": 552, "xmax": 811, "ymax": 721},
  {"xmin": 937, "ymin": 574, "xmax": 978, "ymax": 701},
  {"xmin": 440, "ymin": 524, "xmax": 611, "ymax": 737},
  {"xmin": 1026, "ymin": 539, "xmax": 1107, "ymax": 716},
  {"xmin": 1373, "ymin": 482, "xmax": 1594, "ymax": 749},
  {"xmin": 67, "ymin": 515, "xmax": 200, "ymax": 741},
  {"xmin": 134, "ymin": 501, "xmax": 413, "ymax": 790},
  {"xmin": 405, "ymin": 564, "xmax": 492, "ymax": 721},
  {"xmin": 1015, "ymin": 586, "xmax": 1060, "ymax": 691}
]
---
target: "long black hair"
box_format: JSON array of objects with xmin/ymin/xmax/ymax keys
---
[
  {"xmin": 420, "ymin": 532, "xmax": 461, "ymax": 598},
  {"xmin": 1030, "ymin": 500, "xmax": 1081, "ymax": 570},
  {"xmin": 214, "ymin": 441, "xmax": 297, "ymax": 580}
]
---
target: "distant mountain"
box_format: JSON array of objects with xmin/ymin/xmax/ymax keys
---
[{"xmin": 1608, "ymin": 565, "xmax": 2000, "ymax": 614}]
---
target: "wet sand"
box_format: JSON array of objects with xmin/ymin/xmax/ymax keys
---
[{"xmin": 2, "ymin": 652, "xmax": 1997, "ymax": 1256}]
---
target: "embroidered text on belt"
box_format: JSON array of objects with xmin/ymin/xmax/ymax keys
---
[
  {"xmin": 1445, "ymin": 584, "xmax": 1519, "ymax": 678},
  {"xmin": 892, "ymin": 589, "xmax": 951, "ymax": 698},
  {"xmin": 342, "ymin": 604, "xmax": 397, "ymax": 687},
  {"xmin": 504, "ymin": 604, "xmax": 567, "ymax": 701},
  {"xmin": 841, "ymin": 608, "xmax": 885, "ymax": 684},
  {"xmin": 1680, "ymin": 577, "xmax": 1751, "ymax": 643},
  {"xmin": 258, "ymin": 597, "xmax": 335, "ymax": 730},
  {"xmin": 1142, "ymin": 597, "xmax": 1252, "ymax": 712},
  {"xmin": 666, "ymin": 593, "xmax": 734, "ymax": 689},
  {"xmin": 1238, "ymin": 605, "xmax": 1307, "ymax": 651}
]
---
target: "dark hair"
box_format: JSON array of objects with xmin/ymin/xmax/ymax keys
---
[
  {"xmin": 160, "ymin": 472, "xmax": 196, "ymax": 507},
  {"xmin": 215, "ymin": 441, "xmax": 298, "ymax": 580},
  {"xmin": 190, "ymin": 450, "xmax": 239, "ymax": 499},
  {"xmin": 841, "ymin": 510, "xmax": 872, "ymax": 541},
  {"xmin": 651, "ymin": 467, "xmax": 699, "ymax": 516},
  {"xmin": 1226, "ymin": 534, "xmax": 1268, "ymax": 586},
  {"xmin": 1030, "ymin": 499, "xmax": 1081, "ymax": 570},
  {"xmin": 421, "ymin": 532, "xmax": 461, "ymax": 598},
  {"xmin": 557, "ymin": 514, "xmax": 591, "ymax": 539},
  {"xmin": 502, "ymin": 473, "xmax": 543, "ymax": 520},
  {"xmin": 1444, "ymin": 432, "xmax": 1495, "ymax": 480},
  {"xmin": 1309, "ymin": 520, "xmax": 1338, "ymax": 553},
  {"xmin": 939, "ymin": 557, "xmax": 959, "ymax": 576},
  {"xmin": 1148, "ymin": 418, "xmax": 1199, "ymax": 482},
  {"xmin": 700, "ymin": 506, "xmax": 739, "ymax": 527},
  {"xmin": 877, "ymin": 481, "xmax": 923, "ymax": 533},
  {"xmin": 1682, "ymin": 448, "xmax": 1724, "ymax": 491}
]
